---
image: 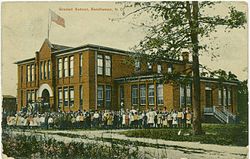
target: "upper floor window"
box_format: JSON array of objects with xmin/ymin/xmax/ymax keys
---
[
  {"xmin": 168, "ymin": 64, "xmax": 173, "ymax": 73},
  {"xmin": 147, "ymin": 62, "xmax": 152, "ymax": 71},
  {"xmin": 105, "ymin": 55, "xmax": 111, "ymax": 76},
  {"xmin": 79, "ymin": 54, "xmax": 83, "ymax": 76},
  {"xmin": 64, "ymin": 57, "xmax": 68, "ymax": 77},
  {"xmin": 40, "ymin": 62, "xmax": 43, "ymax": 80},
  {"xmin": 97, "ymin": 55, "xmax": 103, "ymax": 75},
  {"xmin": 132, "ymin": 85, "xmax": 138, "ymax": 105},
  {"xmin": 58, "ymin": 58, "xmax": 62, "ymax": 78},
  {"xmin": 31, "ymin": 64, "xmax": 34, "ymax": 81},
  {"xmin": 69, "ymin": 56, "xmax": 74, "ymax": 77},
  {"xmin": 148, "ymin": 84, "xmax": 155, "ymax": 105},
  {"xmin": 135, "ymin": 60, "xmax": 140, "ymax": 71},
  {"xmin": 20, "ymin": 66, "xmax": 23, "ymax": 83},
  {"xmin": 157, "ymin": 84, "xmax": 164, "ymax": 105},
  {"xmin": 27, "ymin": 65, "xmax": 30, "ymax": 82},
  {"xmin": 157, "ymin": 64, "xmax": 162, "ymax": 73},
  {"xmin": 48, "ymin": 60, "xmax": 51, "ymax": 79},
  {"xmin": 44, "ymin": 61, "xmax": 47, "ymax": 80},
  {"xmin": 140, "ymin": 85, "xmax": 146, "ymax": 105}
]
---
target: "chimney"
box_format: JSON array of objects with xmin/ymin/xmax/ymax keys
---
[{"xmin": 182, "ymin": 51, "xmax": 189, "ymax": 62}]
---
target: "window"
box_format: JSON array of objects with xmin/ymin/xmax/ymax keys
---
[
  {"xmin": 180, "ymin": 85, "xmax": 185, "ymax": 107},
  {"xmin": 44, "ymin": 61, "xmax": 47, "ymax": 79},
  {"xmin": 157, "ymin": 84, "xmax": 164, "ymax": 105},
  {"xmin": 48, "ymin": 60, "xmax": 51, "ymax": 79},
  {"xmin": 148, "ymin": 84, "xmax": 155, "ymax": 105},
  {"xmin": 79, "ymin": 85, "xmax": 83, "ymax": 109},
  {"xmin": 157, "ymin": 64, "xmax": 162, "ymax": 73},
  {"xmin": 228, "ymin": 88, "xmax": 231, "ymax": 105},
  {"xmin": 147, "ymin": 62, "xmax": 152, "ymax": 71},
  {"xmin": 31, "ymin": 64, "xmax": 34, "ymax": 81},
  {"xmin": 97, "ymin": 55, "xmax": 103, "ymax": 75},
  {"xmin": 223, "ymin": 88, "xmax": 227, "ymax": 106},
  {"xmin": 21, "ymin": 90, "xmax": 23, "ymax": 107},
  {"xmin": 79, "ymin": 54, "xmax": 83, "ymax": 76},
  {"xmin": 218, "ymin": 88, "xmax": 222, "ymax": 105},
  {"xmin": 26, "ymin": 91, "xmax": 31, "ymax": 103},
  {"xmin": 40, "ymin": 62, "xmax": 43, "ymax": 80},
  {"xmin": 180, "ymin": 83, "xmax": 192, "ymax": 107},
  {"xmin": 132, "ymin": 85, "xmax": 138, "ymax": 105},
  {"xmin": 64, "ymin": 57, "xmax": 68, "ymax": 77},
  {"xmin": 106, "ymin": 85, "xmax": 111, "ymax": 109},
  {"xmin": 31, "ymin": 90, "xmax": 35, "ymax": 102},
  {"xmin": 58, "ymin": 59, "xmax": 62, "ymax": 78},
  {"xmin": 69, "ymin": 87, "xmax": 74, "ymax": 107},
  {"xmin": 140, "ymin": 85, "xmax": 146, "ymax": 105},
  {"xmin": 135, "ymin": 60, "xmax": 140, "ymax": 71},
  {"xmin": 64, "ymin": 87, "xmax": 69, "ymax": 107},
  {"xmin": 120, "ymin": 85, "xmax": 124, "ymax": 104},
  {"xmin": 58, "ymin": 88, "xmax": 62, "ymax": 110},
  {"xmin": 105, "ymin": 55, "xmax": 111, "ymax": 76},
  {"xmin": 27, "ymin": 65, "xmax": 30, "ymax": 82},
  {"xmin": 69, "ymin": 56, "xmax": 74, "ymax": 77},
  {"xmin": 168, "ymin": 64, "xmax": 173, "ymax": 73},
  {"xmin": 97, "ymin": 85, "xmax": 104, "ymax": 107},
  {"xmin": 21, "ymin": 66, "xmax": 23, "ymax": 84},
  {"xmin": 186, "ymin": 84, "xmax": 192, "ymax": 106}
]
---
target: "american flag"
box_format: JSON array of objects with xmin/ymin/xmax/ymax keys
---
[{"xmin": 50, "ymin": 10, "xmax": 65, "ymax": 28}]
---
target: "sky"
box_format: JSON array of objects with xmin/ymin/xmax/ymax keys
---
[{"xmin": 1, "ymin": 1, "xmax": 248, "ymax": 96}]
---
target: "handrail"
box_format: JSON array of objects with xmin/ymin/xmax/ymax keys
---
[
  {"xmin": 223, "ymin": 107, "xmax": 236, "ymax": 120},
  {"xmin": 213, "ymin": 106, "xmax": 228, "ymax": 123}
]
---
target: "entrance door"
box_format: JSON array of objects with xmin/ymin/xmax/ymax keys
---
[
  {"xmin": 42, "ymin": 89, "xmax": 50, "ymax": 104},
  {"xmin": 205, "ymin": 90, "xmax": 212, "ymax": 107}
]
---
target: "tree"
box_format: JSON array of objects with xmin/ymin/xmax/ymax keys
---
[{"xmin": 116, "ymin": 2, "xmax": 246, "ymax": 135}]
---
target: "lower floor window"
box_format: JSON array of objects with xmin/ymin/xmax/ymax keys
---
[
  {"xmin": 58, "ymin": 88, "xmax": 62, "ymax": 109},
  {"xmin": 64, "ymin": 88, "xmax": 69, "ymax": 106},
  {"xmin": 106, "ymin": 85, "xmax": 111, "ymax": 108},
  {"xmin": 69, "ymin": 87, "xmax": 74, "ymax": 107},
  {"xmin": 157, "ymin": 84, "xmax": 163, "ymax": 105},
  {"xmin": 97, "ymin": 85, "xmax": 104, "ymax": 107},
  {"xmin": 148, "ymin": 84, "xmax": 154, "ymax": 105}
]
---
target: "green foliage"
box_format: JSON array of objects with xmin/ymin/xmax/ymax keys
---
[
  {"xmin": 120, "ymin": 124, "xmax": 248, "ymax": 146},
  {"xmin": 2, "ymin": 132, "xmax": 141, "ymax": 159},
  {"xmin": 237, "ymin": 80, "xmax": 248, "ymax": 123},
  {"xmin": 117, "ymin": 1, "xmax": 246, "ymax": 64}
]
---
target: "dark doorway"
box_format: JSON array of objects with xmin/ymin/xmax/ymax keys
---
[
  {"xmin": 205, "ymin": 90, "xmax": 212, "ymax": 107},
  {"xmin": 42, "ymin": 89, "xmax": 50, "ymax": 104},
  {"xmin": 42, "ymin": 89, "xmax": 50, "ymax": 112}
]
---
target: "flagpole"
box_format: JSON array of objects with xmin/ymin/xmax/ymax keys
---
[{"xmin": 48, "ymin": 9, "xmax": 50, "ymax": 40}]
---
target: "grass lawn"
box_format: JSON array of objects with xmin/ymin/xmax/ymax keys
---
[{"xmin": 120, "ymin": 124, "xmax": 248, "ymax": 146}]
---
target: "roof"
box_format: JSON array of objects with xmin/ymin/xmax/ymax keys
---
[
  {"xmin": 2, "ymin": 95, "xmax": 16, "ymax": 99},
  {"xmin": 51, "ymin": 43, "xmax": 72, "ymax": 51},
  {"xmin": 14, "ymin": 57, "xmax": 35, "ymax": 64},
  {"xmin": 52, "ymin": 43, "xmax": 133, "ymax": 55},
  {"xmin": 114, "ymin": 74, "xmax": 239, "ymax": 85}
]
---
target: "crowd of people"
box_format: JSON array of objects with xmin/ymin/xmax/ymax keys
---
[{"xmin": 4, "ymin": 107, "xmax": 193, "ymax": 130}]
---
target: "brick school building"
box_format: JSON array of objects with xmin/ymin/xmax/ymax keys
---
[{"xmin": 15, "ymin": 39, "xmax": 238, "ymax": 122}]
